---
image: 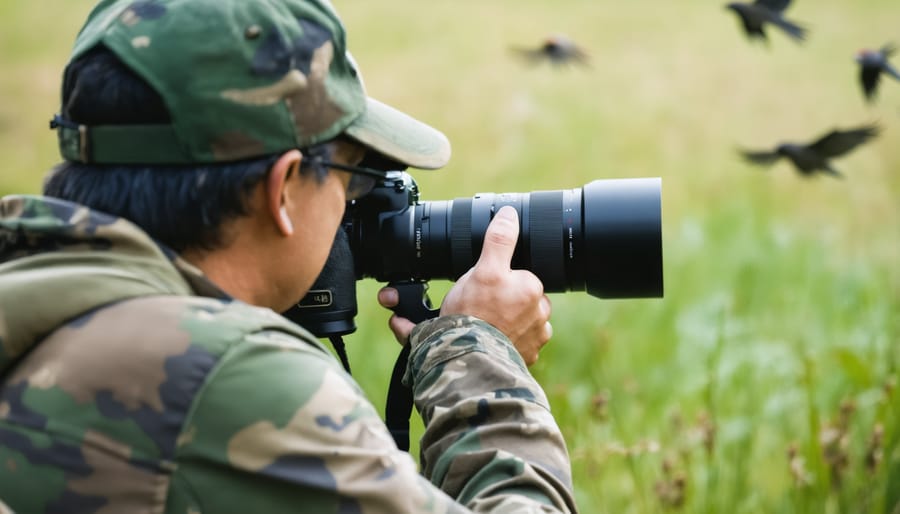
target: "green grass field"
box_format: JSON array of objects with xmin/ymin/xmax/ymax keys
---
[{"xmin": 2, "ymin": 1, "xmax": 899, "ymax": 512}]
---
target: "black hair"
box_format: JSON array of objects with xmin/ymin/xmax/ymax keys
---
[{"xmin": 44, "ymin": 45, "xmax": 331, "ymax": 253}]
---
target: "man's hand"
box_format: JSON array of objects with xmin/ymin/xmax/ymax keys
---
[
  {"xmin": 378, "ymin": 206, "xmax": 552, "ymax": 365},
  {"xmin": 376, "ymin": 286, "xmax": 418, "ymax": 345}
]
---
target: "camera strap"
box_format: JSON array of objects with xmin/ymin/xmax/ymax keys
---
[
  {"xmin": 384, "ymin": 281, "xmax": 440, "ymax": 451},
  {"xmin": 385, "ymin": 345, "xmax": 413, "ymax": 451},
  {"xmin": 328, "ymin": 336, "xmax": 352, "ymax": 374}
]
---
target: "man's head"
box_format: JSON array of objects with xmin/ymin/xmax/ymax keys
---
[{"xmin": 46, "ymin": 0, "xmax": 450, "ymax": 310}]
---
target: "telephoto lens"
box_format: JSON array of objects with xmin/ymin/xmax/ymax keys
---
[{"xmin": 348, "ymin": 173, "xmax": 663, "ymax": 299}]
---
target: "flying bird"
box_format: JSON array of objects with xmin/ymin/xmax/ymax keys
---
[
  {"xmin": 740, "ymin": 124, "xmax": 880, "ymax": 178},
  {"xmin": 725, "ymin": 0, "xmax": 807, "ymax": 45},
  {"xmin": 855, "ymin": 44, "xmax": 900, "ymax": 103},
  {"xmin": 510, "ymin": 35, "xmax": 589, "ymax": 67}
]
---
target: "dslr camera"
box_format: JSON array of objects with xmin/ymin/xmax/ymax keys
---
[{"xmin": 285, "ymin": 171, "xmax": 663, "ymax": 336}]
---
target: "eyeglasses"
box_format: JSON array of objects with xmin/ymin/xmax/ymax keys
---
[{"xmin": 316, "ymin": 160, "xmax": 387, "ymax": 201}]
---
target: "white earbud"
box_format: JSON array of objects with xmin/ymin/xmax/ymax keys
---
[{"xmin": 280, "ymin": 206, "xmax": 294, "ymax": 234}]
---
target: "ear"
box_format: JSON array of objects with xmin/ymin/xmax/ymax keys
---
[{"xmin": 266, "ymin": 149, "xmax": 303, "ymax": 236}]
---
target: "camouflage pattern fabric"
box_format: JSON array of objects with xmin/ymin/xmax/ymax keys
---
[
  {"xmin": 0, "ymin": 195, "xmax": 577, "ymax": 513},
  {"xmin": 54, "ymin": 0, "xmax": 450, "ymax": 169}
]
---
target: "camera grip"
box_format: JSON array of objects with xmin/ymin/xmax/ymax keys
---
[{"xmin": 386, "ymin": 280, "xmax": 440, "ymax": 323}]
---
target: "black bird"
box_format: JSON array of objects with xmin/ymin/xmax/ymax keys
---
[
  {"xmin": 740, "ymin": 124, "xmax": 880, "ymax": 178},
  {"xmin": 855, "ymin": 44, "xmax": 900, "ymax": 102},
  {"xmin": 725, "ymin": 0, "xmax": 807, "ymax": 44},
  {"xmin": 510, "ymin": 35, "xmax": 589, "ymax": 67}
]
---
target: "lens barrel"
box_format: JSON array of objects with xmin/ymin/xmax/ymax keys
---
[{"xmin": 351, "ymin": 176, "xmax": 663, "ymax": 299}]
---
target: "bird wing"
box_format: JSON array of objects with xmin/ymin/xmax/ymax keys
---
[
  {"xmin": 740, "ymin": 148, "xmax": 781, "ymax": 166},
  {"xmin": 560, "ymin": 49, "xmax": 591, "ymax": 67},
  {"xmin": 808, "ymin": 125, "xmax": 880, "ymax": 158},
  {"xmin": 734, "ymin": 9, "xmax": 765, "ymax": 40},
  {"xmin": 883, "ymin": 58, "xmax": 900, "ymax": 81},
  {"xmin": 509, "ymin": 46, "xmax": 546, "ymax": 63},
  {"xmin": 755, "ymin": 0, "xmax": 791, "ymax": 13},
  {"xmin": 860, "ymin": 66, "xmax": 882, "ymax": 100},
  {"xmin": 885, "ymin": 62, "xmax": 900, "ymax": 81},
  {"xmin": 878, "ymin": 43, "xmax": 900, "ymax": 80}
]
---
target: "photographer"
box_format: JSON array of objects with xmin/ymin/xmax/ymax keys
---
[{"xmin": 0, "ymin": 0, "xmax": 576, "ymax": 512}]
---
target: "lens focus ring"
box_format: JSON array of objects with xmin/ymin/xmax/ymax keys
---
[{"xmin": 529, "ymin": 191, "xmax": 566, "ymax": 291}]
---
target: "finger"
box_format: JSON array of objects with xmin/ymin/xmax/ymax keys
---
[
  {"xmin": 523, "ymin": 344, "xmax": 539, "ymax": 366},
  {"xmin": 540, "ymin": 294, "xmax": 552, "ymax": 319},
  {"xmin": 475, "ymin": 206, "xmax": 519, "ymax": 271},
  {"xmin": 377, "ymin": 287, "xmax": 399, "ymax": 308},
  {"xmin": 388, "ymin": 314, "xmax": 416, "ymax": 346}
]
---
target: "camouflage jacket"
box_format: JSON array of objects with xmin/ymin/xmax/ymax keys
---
[{"xmin": 0, "ymin": 195, "xmax": 577, "ymax": 513}]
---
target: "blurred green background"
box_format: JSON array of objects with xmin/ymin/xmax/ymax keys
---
[{"xmin": 2, "ymin": 1, "xmax": 898, "ymax": 512}]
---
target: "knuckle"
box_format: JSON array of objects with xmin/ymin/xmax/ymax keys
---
[
  {"xmin": 471, "ymin": 266, "xmax": 502, "ymax": 286},
  {"xmin": 524, "ymin": 276, "xmax": 544, "ymax": 298}
]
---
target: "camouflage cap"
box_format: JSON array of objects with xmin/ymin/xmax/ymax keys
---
[{"xmin": 53, "ymin": 0, "xmax": 450, "ymax": 169}]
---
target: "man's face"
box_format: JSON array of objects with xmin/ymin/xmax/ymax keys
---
[{"xmin": 275, "ymin": 138, "xmax": 367, "ymax": 310}]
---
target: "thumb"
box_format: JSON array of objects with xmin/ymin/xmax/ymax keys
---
[{"xmin": 475, "ymin": 206, "xmax": 520, "ymax": 271}]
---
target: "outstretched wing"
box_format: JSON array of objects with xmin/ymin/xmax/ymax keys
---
[
  {"xmin": 740, "ymin": 148, "xmax": 781, "ymax": 166},
  {"xmin": 509, "ymin": 46, "xmax": 547, "ymax": 64},
  {"xmin": 879, "ymin": 43, "xmax": 900, "ymax": 80},
  {"xmin": 884, "ymin": 61, "xmax": 900, "ymax": 81},
  {"xmin": 755, "ymin": 0, "xmax": 791, "ymax": 13},
  {"xmin": 808, "ymin": 125, "xmax": 880, "ymax": 158}
]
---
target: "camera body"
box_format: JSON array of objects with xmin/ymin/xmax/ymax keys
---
[{"xmin": 284, "ymin": 171, "xmax": 663, "ymax": 337}]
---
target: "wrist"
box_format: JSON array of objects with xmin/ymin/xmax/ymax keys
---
[{"xmin": 403, "ymin": 315, "xmax": 525, "ymax": 389}]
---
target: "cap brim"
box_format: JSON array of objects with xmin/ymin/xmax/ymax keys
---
[{"xmin": 344, "ymin": 97, "xmax": 451, "ymax": 170}]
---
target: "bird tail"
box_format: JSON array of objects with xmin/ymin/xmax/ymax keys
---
[
  {"xmin": 821, "ymin": 166, "xmax": 844, "ymax": 179},
  {"xmin": 739, "ymin": 148, "xmax": 781, "ymax": 168},
  {"xmin": 772, "ymin": 16, "xmax": 807, "ymax": 42}
]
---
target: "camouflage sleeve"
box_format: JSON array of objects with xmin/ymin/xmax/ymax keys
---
[
  {"xmin": 171, "ymin": 329, "xmax": 474, "ymax": 513},
  {"xmin": 404, "ymin": 315, "xmax": 578, "ymax": 513}
]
